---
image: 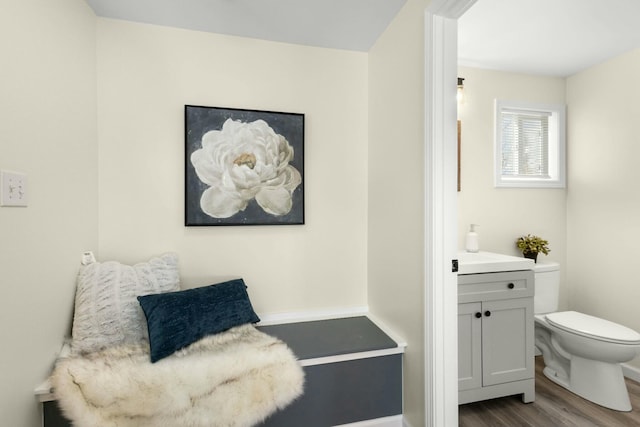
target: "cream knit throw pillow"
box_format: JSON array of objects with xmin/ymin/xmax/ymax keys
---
[{"xmin": 71, "ymin": 253, "xmax": 180, "ymax": 354}]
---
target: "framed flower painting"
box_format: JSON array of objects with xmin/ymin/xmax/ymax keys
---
[{"xmin": 185, "ymin": 105, "xmax": 304, "ymax": 226}]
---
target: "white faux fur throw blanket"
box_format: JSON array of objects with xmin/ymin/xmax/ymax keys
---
[{"xmin": 51, "ymin": 324, "xmax": 304, "ymax": 427}]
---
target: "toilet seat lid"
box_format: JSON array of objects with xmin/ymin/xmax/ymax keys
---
[{"xmin": 545, "ymin": 311, "xmax": 640, "ymax": 344}]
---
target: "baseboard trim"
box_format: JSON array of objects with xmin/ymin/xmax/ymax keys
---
[
  {"xmin": 257, "ymin": 306, "xmax": 369, "ymax": 325},
  {"xmin": 367, "ymin": 313, "xmax": 408, "ymax": 348},
  {"xmin": 334, "ymin": 415, "xmax": 404, "ymax": 427},
  {"xmin": 622, "ymin": 362, "xmax": 640, "ymax": 383}
]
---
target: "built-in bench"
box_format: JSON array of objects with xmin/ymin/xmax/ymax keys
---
[
  {"xmin": 37, "ymin": 315, "xmax": 405, "ymax": 427},
  {"xmin": 257, "ymin": 316, "xmax": 405, "ymax": 426}
]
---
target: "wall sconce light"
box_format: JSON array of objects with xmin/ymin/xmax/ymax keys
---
[{"xmin": 457, "ymin": 77, "xmax": 465, "ymax": 105}]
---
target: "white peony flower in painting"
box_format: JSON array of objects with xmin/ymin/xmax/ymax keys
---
[{"xmin": 190, "ymin": 118, "xmax": 302, "ymax": 218}]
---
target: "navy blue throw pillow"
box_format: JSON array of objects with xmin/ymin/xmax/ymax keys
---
[{"xmin": 137, "ymin": 278, "xmax": 260, "ymax": 362}]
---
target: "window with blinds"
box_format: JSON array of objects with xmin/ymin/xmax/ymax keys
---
[{"xmin": 495, "ymin": 100, "xmax": 566, "ymax": 188}]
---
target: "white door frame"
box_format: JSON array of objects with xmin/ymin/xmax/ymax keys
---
[{"xmin": 424, "ymin": 1, "xmax": 476, "ymax": 426}]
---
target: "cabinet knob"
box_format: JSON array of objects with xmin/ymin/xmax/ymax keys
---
[
  {"xmin": 484, "ymin": 310, "xmax": 491, "ymax": 317},
  {"xmin": 475, "ymin": 312, "xmax": 482, "ymax": 319},
  {"xmin": 508, "ymin": 283, "xmax": 515, "ymax": 289}
]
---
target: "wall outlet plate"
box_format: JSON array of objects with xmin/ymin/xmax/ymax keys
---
[{"xmin": 1, "ymin": 171, "xmax": 28, "ymax": 207}]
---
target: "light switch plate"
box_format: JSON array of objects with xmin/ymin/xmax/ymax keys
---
[{"xmin": 1, "ymin": 171, "xmax": 28, "ymax": 207}]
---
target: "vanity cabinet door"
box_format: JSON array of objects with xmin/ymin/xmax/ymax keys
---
[
  {"xmin": 481, "ymin": 297, "xmax": 534, "ymax": 386},
  {"xmin": 458, "ymin": 302, "xmax": 482, "ymax": 391},
  {"xmin": 458, "ymin": 271, "xmax": 535, "ymax": 404}
]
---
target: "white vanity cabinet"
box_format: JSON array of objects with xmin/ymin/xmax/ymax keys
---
[{"xmin": 458, "ymin": 270, "xmax": 535, "ymax": 405}]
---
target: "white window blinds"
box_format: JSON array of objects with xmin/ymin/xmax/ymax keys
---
[
  {"xmin": 494, "ymin": 100, "xmax": 566, "ymax": 188},
  {"xmin": 500, "ymin": 109, "xmax": 550, "ymax": 178}
]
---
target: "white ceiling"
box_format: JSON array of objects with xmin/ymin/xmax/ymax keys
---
[
  {"xmin": 459, "ymin": 0, "xmax": 640, "ymax": 77},
  {"xmin": 84, "ymin": 0, "xmax": 640, "ymax": 77},
  {"xmin": 83, "ymin": 0, "xmax": 407, "ymax": 52}
]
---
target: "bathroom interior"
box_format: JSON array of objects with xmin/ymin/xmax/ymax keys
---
[{"xmin": 456, "ymin": 0, "xmax": 640, "ymax": 411}]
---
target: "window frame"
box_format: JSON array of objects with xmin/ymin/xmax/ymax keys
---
[{"xmin": 494, "ymin": 99, "xmax": 566, "ymax": 188}]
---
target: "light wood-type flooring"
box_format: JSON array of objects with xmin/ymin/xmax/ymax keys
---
[{"xmin": 459, "ymin": 357, "xmax": 640, "ymax": 426}]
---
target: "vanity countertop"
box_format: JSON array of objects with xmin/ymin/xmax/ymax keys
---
[{"xmin": 457, "ymin": 250, "xmax": 534, "ymax": 275}]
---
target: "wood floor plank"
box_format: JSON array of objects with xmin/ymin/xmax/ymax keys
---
[{"xmin": 459, "ymin": 357, "xmax": 640, "ymax": 426}]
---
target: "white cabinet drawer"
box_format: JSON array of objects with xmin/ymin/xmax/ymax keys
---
[{"xmin": 458, "ymin": 270, "xmax": 534, "ymax": 303}]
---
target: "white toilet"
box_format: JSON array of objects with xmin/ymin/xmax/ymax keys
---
[{"xmin": 534, "ymin": 261, "xmax": 640, "ymax": 411}]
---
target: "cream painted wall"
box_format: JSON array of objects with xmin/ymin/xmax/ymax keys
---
[
  {"xmin": 368, "ymin": 0, "xmax": 430, "ymax": 425},
  {"xmin": 0, "ymin": 1, "xmax": 97, "ymax": 426},
  {"xmin": 96, "ymin": 20, "xmax": 369, "ymax": 316},
  {"xmin": 0, "ymin": 2, "xmax": 444, "ymax": 425},
  {"xmin": 566, "ymin": 48, "xmax": 640, "ymax": 369},
  {"xmin": 457, "ymin": 66, "xmax": 568, "ymax": 307}
]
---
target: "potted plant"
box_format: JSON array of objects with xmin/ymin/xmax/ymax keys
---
[{"xmin": 516, "ymin": 234, "xmax": 550, "ymax": 263}]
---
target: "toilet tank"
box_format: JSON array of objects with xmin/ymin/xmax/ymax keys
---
[{"xmin": 533, "ymin": 261, "xmax": 560, "ymax": 314}]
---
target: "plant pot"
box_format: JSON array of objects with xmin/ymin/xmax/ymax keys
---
[{"xmin": 523, "ymin": 251, "xmax": 538, "ymax": 263}]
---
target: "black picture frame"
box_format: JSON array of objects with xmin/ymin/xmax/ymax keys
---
[{"xmin": 185, "ymin": 105, "xmax": 304, "ymax": 226}]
